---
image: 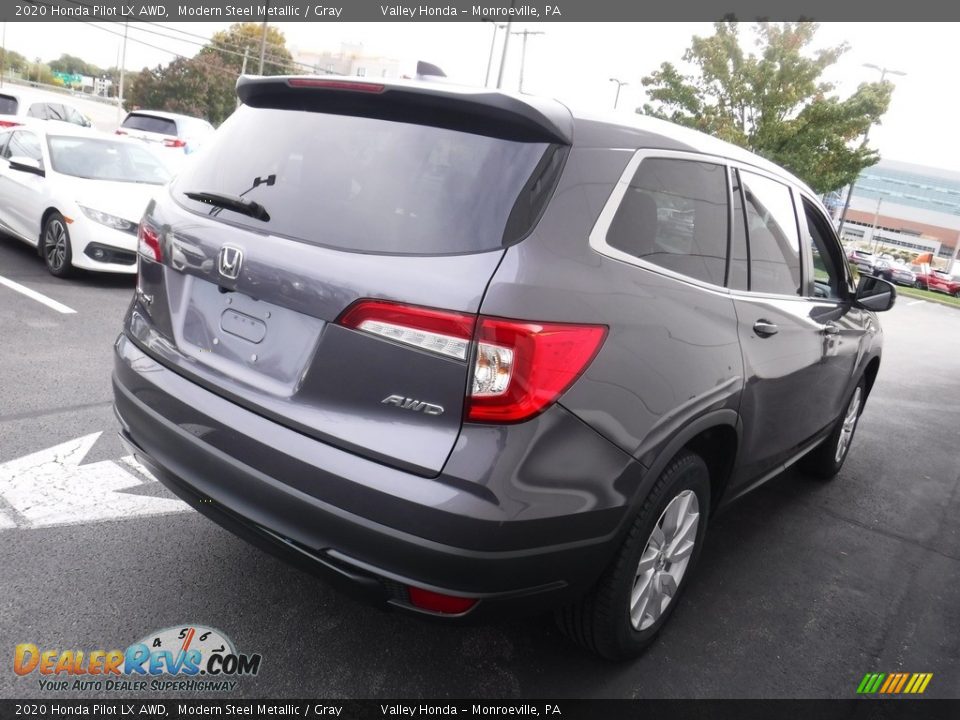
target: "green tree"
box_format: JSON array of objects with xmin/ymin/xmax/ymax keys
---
[
  {"xmin": 124, "ymin": 53, "xmax": 236, "ymax": 125},
  {"xmin": 123, "ymin": 23, "xmax": 296, "ymax": 126},
  {"xmin": 199, "ymin": 22, "xmax": 295, "ymax": 75},
  {"xmin": 639, "ymin": 21, "xmax": 892, "ymax": 194},
  {"xmin": 48, "ymin": 53, "xmax": 102, "ymax": 77}
]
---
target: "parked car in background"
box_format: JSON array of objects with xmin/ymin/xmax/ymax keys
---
[
  {"xmin": 847, "ymin": 248, "xmax": 878, "ymax": 274},
  {"xmin": 927, "ymin": 270, "xmax": 960, "ymax": 297},
  {"xmin": 113, "ymin": 76, "xmax": 896, "ymax": 660},
  {"xmin": 0, "ymin": 87, "xmax": 94, "ymax": 129},
  {"xmin": 875, "ymin": 259, "xmax": 916, "ymax": 286},
  {"xmin": 0, "ymin": 122, "xmax": 170, "ymax": 277},
  {"xmin": 116, "ymin": 110, "xmax": 214, "ymax": 171}
]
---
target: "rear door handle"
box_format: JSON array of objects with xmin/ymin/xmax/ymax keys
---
[
  {"xmin": 753, "ymin": 320, "xmax": 779, "ymax": 338},
  {"xmin": 822, "ymin": 322, "xmax": 841, "ymax": 336}
]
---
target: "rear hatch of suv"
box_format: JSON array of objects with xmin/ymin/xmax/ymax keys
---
[{"xmin": 130, "ymin": 77, "xmax": 572, "ymax": 476}]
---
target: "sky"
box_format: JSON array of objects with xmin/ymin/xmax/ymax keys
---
[{"xmin": 3, "ymin": 21, "xmax": 957, "ymax": 171}]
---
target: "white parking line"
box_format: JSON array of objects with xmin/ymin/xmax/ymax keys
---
[
  {"xmin": 907, "ymin": 300, "xmax": 925, "ymax": 306},
  {"xmin": 0, "ymin": 275, "xmax": 76, "ymax": 314}
]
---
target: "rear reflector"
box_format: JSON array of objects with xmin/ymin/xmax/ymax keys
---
[
  {"xmin": 287, "ymin": 78, "xmax": 385, "ymax": 93},
  {"xmin": 407, "ymin": 587, "xmax": 477, "ymax": 615},
  {"xmin": 337, "ymin": 300, "xmax": 607, "ymax": 424},
  {"xmin": 337, "ymin": 300, "xmax": 475, "ymax": 360},
  {"xmin": 137, "ymin": 220, "xmax": 162, "ymax": 263},
  {"xmin": 466, "ymin": 318, "xmax": 607, "ymax": 423}
]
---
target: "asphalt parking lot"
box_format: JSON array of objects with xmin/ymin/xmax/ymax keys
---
[{"xmin": 0, "ymin": 232, "xmax": 958, "ymax": 700}]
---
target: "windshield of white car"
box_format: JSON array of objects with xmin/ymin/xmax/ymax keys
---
[{"xmin": 47, "ymin": 136, "xmax": 171, "ymax": 185}]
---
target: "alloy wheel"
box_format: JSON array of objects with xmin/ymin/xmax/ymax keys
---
[
  {"xmin": 630, "ymin": 489, "xmax": 700, "ymax": 631},
  {"xmin": 835, "ymin": 386, "xmax": 862, "ymax": 463},
  {"xmin": 45, "ymin": 220, "xmax": 67, "ymax": 272}
]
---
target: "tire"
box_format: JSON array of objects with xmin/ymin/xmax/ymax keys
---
[
  {"xmin": 799, "ymin": 378, "xmax": 866, "ymax": 480},
  {"xmin": 42, "ymin": 212, "xmax": 74, "ymax": 278},
  {"xmin": 556, "ymin": 450, "xmax": 710, "ymax": 660},
  {"xmin": 915, "ymin": 281, "xmax": 927, "ymax": 291},
  {"xmin": 953, "ymin": 289, "xmax": 960, "ymax": 299}
]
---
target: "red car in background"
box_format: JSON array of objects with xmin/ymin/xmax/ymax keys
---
[{"xmin": 927, "ymin": 270, "xmax": 960, "ymax": 297}]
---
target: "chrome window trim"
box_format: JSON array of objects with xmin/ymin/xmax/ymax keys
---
[{"xmin": 589, "ymin": 147, "xmax": 817, "ymax": 303}]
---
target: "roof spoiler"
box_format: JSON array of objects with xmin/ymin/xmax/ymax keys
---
[{"xmin": 236, "ymin": 75, "xmax": 573, "ymax": 145}]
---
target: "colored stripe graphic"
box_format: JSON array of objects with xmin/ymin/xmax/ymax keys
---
[
  {"xmin": 857, "ymin": 672, "xmax": 932, "ymax": 694},
  {"xmin": 894, "ymin": 673, "xmax": 910, "ymax": 693}
]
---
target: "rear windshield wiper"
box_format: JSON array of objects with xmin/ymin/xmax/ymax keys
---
[{"xmin": 183, "ymin": 191, "xmax": 270, "ymax": 222}]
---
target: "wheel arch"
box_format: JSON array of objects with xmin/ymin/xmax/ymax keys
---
[{"xmin": 631, "ymin": 410, "xmax": 741, "ymax": 519}]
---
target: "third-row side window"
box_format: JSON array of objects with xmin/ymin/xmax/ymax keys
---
[{"xmin": 606, "ymin": 156, "xmax": 810, "ymax": 296}]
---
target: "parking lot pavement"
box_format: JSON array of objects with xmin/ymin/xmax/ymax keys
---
[{"xmin": 0, "ymin": 231, "xmax": 957, "ymax": 699}]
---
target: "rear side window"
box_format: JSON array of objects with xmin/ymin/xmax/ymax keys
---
[
  {"xmin": 27, "ymin": 103, "xmax": 50, "ymax": 120},
  {"xmin": 0, "ymin": 95, "xmax": 18, "ymax": 115},
  {"xmin": 606, "ymin": 158, "xmax": 728, "ymax": 286},
  {"xmin": 7, "ymin": 131, "xmax": 43, "ymax": 164},
  {"xmin": 739, "ymin": 170, "xmax": 801, "ymax": 295},
  {"xmin": 172, "ymin": 105, "xmax": 552, "ymax": 255},
  {"xmin": 122, "ymin": 113, "xmax": 178, "ymax": 136}
]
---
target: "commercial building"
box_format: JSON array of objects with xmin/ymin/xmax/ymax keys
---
[
  {"xmin": 291, "ymin": 43, "xmax": 407, "ymax": 80},
  {"xmin": 840, "ymin": 159, "xmax": 960, "ymax": 268}
]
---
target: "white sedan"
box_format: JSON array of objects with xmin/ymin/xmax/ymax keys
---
[{"xmin": 0, "ymin": 122, "xmax": 170, "ymax": 277}]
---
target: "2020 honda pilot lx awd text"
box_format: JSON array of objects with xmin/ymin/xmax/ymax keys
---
[{"xmin": 112, "ymin": 76, "xmax": 896, "ymax": 659}]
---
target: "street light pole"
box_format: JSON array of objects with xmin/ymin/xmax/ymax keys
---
[
  {"xmin": 483, "ymin": 19, "xmax": 506, "ymax": 88},
  {"xmin": 609, "ymin": 77, "xmax": 628, "ymax": 109},
  {"xmin": 836, "ymin": 64, "xmax": 906, "ymax": 238},
  {"xmin": 495, "ymin": 0, "xmax": 516, "ymax": 89},
  {"xmin": 512, "ymin": 29, "xmax": 544, "ymax": 93},
  {"xmin": 117, "ymin": 22, "xmax": 128, "ymax": 123}
]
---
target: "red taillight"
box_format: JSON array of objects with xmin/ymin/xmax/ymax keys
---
[
  {"xmin": 137, "ymin": 221, "xmax": 162, "ymax": 263},
  {"xmin": 287, "ymin": 78, "xmax": 385, "ymax": 93},
  {"xmin": 337, "ymin": 300, "xmax": 475, "ymax": 360},
  {"xmin": 163, "ymin": 138, "xmax": 187, "ymax": 148},
  {"xmin": 0, "ymin": 120, "xmax": 20, "ymax": 128},
  {"xmin": 336, "ymin": 300, "xmax": 607, "ymax": 424},
  {"xmin": 407, "ymin": 587, "xmax": 477, "ymax": 615},
  {"xmin": 466, "ymin": 318, "xmax": 607, "ymax": 423}
]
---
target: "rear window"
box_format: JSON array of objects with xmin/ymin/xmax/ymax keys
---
[
  {"xmin": 122, "ymin": 113, "xmax": 178, "ymax": 136},
  {"xmin": 0, "ymin": 94, "xmax": 17, "ymax": 115},
  {"xmin": 171, "ymin": 105, "xmax": 553, "ymax": 255}
]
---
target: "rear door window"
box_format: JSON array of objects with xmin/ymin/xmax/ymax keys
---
[
  {"xmin": 739, "ymin": 170, "xmax": 802, "ymax": 296},
  {"xmin": 0, "ymin": 94, "xmax": 18, "ymax": 115},
  {"xmin": 7, "ymin": 131, "xmax": 43, "ymax": 165},
  {"xmin": 172, "ymin": 105, "xmax": 553, "ymax": 255},
  {"xmin": 606, "ymin": 157, "xmax": 729, "ymax": 286},
  {"xmin": 121, "ymin": 113, "xmax": 179, "ymax": 136}
]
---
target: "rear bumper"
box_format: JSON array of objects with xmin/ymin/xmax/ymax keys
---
[{"xmin": 112, "ymin": 333, "xmax": 639, "ymax": 618}]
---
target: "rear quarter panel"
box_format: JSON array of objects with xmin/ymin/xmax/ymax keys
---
[{"xmin": 479, "ymin": 146, "xmax": 745, "ymax": 474}]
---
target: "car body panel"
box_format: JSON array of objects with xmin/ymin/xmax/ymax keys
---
[{"xmin": 111, "ymin": 81, "xmax": 886, "ymax": 614}]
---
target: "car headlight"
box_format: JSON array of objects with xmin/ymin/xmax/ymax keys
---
[{"xmin": 78, "ymin": 205, "xmax": 137, "ymax": 234}]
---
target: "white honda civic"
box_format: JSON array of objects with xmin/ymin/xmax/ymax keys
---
[{"xmin": 0, "ymin": 121, "xmax": 170, "ymax": 277}]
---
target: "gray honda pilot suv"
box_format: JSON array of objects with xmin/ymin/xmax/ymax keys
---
[{"xmin": 112, "ymin": 76, "xmax": 895, "ymax": 659}]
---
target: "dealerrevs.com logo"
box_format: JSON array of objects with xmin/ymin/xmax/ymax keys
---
[{"xmin": 14, "ymin": 625, "xmax": 262, "ymax": 693}]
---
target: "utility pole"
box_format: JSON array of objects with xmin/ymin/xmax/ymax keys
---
[
  {"xmin": 483, "ymin": 19, "xmax": 506, "ymax": 88},
  {"xmin": 870, "ymin": 197, "xmax": 883, "ymax": 254},
  {"xmin": 512, "ymin": 28, "xmax": 544, "ymax": 93},
  {"xmin": 117, "ymin": 22, "xmax": 128, "ymax": 123},
  {"xmin": 609, "ymin": 77, "xmax": 628, "ymax": 109},
  {"xmin": 837, "ymin": 63, "xmax": 906, "ymax": 238},
  {"xmin": 495, "ymin": 0, "xmax": 516, "ymax": 89},
  {"xmin": 258, "ymin": 13, "xmax": 269, "ymax": 75},
  {"xmin": 1, "ymin": 23, "xmax": 6, "ymax": 88},
  {"xmin": 238, "ymin": 47, "xmax": 249, "ymax": 109}
]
